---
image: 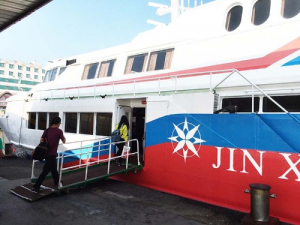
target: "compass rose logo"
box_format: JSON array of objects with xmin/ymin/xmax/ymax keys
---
[{"xmin": 168, "ymin": 117, "xmax": 205, "ymax": 162}]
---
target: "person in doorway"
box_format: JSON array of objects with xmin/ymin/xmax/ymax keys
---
[
  {"xmin": 136, "ymin": 116, "xmax": 145, "ymax": 156},
  {"xmin": 32, "ymin": 116, "xmax": 66, "ymax": 192},
  {"xmin": 115, "ymin": 115, "xmax": 129, "ymax": 166}
]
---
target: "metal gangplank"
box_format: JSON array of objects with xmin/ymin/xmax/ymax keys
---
[{"xmin": 10, "ymin": 138, "xmax": 143, "ymax": 201}]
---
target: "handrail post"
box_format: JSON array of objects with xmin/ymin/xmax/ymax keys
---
[
  {"xmin": 134, "ymin": 81, "xmax": 136, "ymax": 97},
  {"xmin": 31, "ymin": 160, "xmax": 35, "ymax": 179},
  {"xmin": 159, "ymin": 78, "xmax": 161, "ymax": 95},
  {"xmin": 85, "ymin": 147, "xmax": 89, "ymax": 181},
  {"xmin": 77, "ymin": 86, "xmax": 80, "ymax": 99},
  {"xmin": 59, "ymin": 151, "xmax": 64, "ymax": 189},
  {"xmin": 94, "ymin": 84, "xmax": 96, "ymax": 98}
]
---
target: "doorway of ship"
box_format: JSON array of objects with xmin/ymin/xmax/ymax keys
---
[{"xmin": 131, "ymin": 107, "xmax": 145, "ymax": 164}]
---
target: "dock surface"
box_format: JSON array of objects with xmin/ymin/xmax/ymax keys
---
[{"xmin": 0, "ymin": 157, "xmax": 290, "ymax": 225}]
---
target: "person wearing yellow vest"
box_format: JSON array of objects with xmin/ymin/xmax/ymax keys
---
[{"xmin": 115, "ymin": 115, "xmax": 129, "ymax": 166}]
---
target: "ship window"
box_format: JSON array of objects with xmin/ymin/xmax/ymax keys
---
[
  {"xmin": 263, "ymin": 95, "xmax": 300, "ymax": 112},
  {"xmin": 282, "ymin": 0, "xmax": 300, "ymax": 18},
  {"xmin": 252, "ymin": 0, "xmax": 271, "ymax": 25},
  {"xmin": 98, "ymin": 60, "xmax": 116, "ymax": 78},
  {"xmin": 65, "ymin": 113, "xmax": 77, "ymax": 133},
  {"xmin": 147, "ymin": 49, "xmax": 174, "ymax": 71},
  {"xmin": 226, "ymin": 5, "xmax": 243, "ymax": 31},
  {"xmin": 49, "ymin": 68, "xmax": 58, "ymax": 81},
  {"xmin": 80, "ymin": 113, "xmax": 94, "ymax": 135},
  {"xmin": 58, "ymin": 67, "xmax": 66, "ymax": 76},
  {"xmin": 28, "ymin": 112, "xmax": 36, "ymax": 129},
  {"xmin": 43, "ymin": 70, "xmax": 51, "ymax": 82},
  {"xmin": 82, "ymin": 63, "xmax": 99, "ymax": 80},
  {"xmin": 96, "ymin": 113, "xmax": 112, "ymax": 136},
  {"xmin": 49, "ymin": 112, "xmax": 59, "ymax": 126},
  {"xmin": 38, "ymin": 113, "xmax": 47, "ymax": 130},
  {"xmin": 124, "ymin": 54, "xmax": 148, "ymax": 74},
  {"xmin": 218, "ymin": 97, "xmax": 259, "ymax": 113}
]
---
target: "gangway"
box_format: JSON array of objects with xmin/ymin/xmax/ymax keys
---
[{"xmin": 10, "ymin": 138, "xmax": 143, "ymax": 201}]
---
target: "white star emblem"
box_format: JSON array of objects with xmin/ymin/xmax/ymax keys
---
[{"xmin": 168, "ymin": 117, "xmax": 206, "ymax": 162}]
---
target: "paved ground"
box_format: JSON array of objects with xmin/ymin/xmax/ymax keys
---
[{"xmin": 0, "ymin": 157, "xmax": 285, "ymax": 225}]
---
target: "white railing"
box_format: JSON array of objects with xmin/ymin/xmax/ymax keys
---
[
  {"xmin": 31, "ymin": 137, "xmax": 140, "ymax": 188},
  {"xmin": 32, "ymin": 69, "xmax": 234, "ymax": 100}
]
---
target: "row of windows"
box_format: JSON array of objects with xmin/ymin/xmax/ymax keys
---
[
  {"xmin": 28, "ymin": 112, "xmax": 112, "ymax": 136},
  {"xmin": 43, "ymin": 48, "xmax": 175, "ymax": 82},
  {"xmin": 219, "ymin": 95, "xmax": 300, "ymax": 113},
  {"xmin": 0, "ymin": 77, "xmax": 40, "ymax": 85},
  {"xmin": 226, "ymin": 0, "xmax": 300, "ymax": 32},
  {"xmin": 0, "ymin": 63, "xmax": 45, "ymax": 73},
  {"xmin": 0, "ymin": 70, "xmax": 40, "ymax": 79},
  {"xmin": 82, "ymin": 48, "xmax": 174, "ymax": 80}
]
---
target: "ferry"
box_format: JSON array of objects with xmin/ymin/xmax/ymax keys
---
[{"xmin": 1, "ymin": 0, "xmax": 300, "ymax": 223}]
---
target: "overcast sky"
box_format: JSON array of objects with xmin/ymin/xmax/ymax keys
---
[{"xmin": 0, "ymin": 0, "xmax": 213, "ymax": 67}]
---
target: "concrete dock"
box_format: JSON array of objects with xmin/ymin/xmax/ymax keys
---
[{"xmin": 0, "ymin": 157, "xmax": 289, "ymax": 225}]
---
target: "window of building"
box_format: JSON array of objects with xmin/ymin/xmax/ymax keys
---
[
  {"xmin": 34, "ymin": 68, "xmax": 39, "ymax": 73},
  {"xmin": 18, "ymin": 65, "xmax": 22, "ymax": 70},
  {"xmin": 26, "ymin": 67, "xmax": 30, "ymax": 71},
  {"xmin": 9, "ymin": 64, "xmax": 14, "ymax": 69},
  {"xmin": 147, "ymin": 49, "xmax": 174, "ymax": 71},
  {"xmin": 38, "ymin": 112, "xmax": 47, "ymax": 130},
  {"xmin": 18, "ymin": 72, "xmax": 22, "ymax": 78},
  {"xmin": 42, "ymin": 69, "xmax": 45, "ymax": 73},
  {"xmin": 0, "ymin": 63, "xmax": 4, "ymax": 67},
  {"xmin": 252, "ymin": 0, "xmax": 271, "ymax": 25},
  {"xmin": 0, "ymin": 70, "xmax": 4, "ymax": 75},
  {"xmin": 226, "ymin": 5, "xmax": 243, "ymax": 31},
  {"xmin": 65, "ymin": 113, "xmax": 77, "ymax": 133},
  {"xmin": 49, "ymin": 113, "xmax": 59, "ymax": 126},
  {"xmin": 26, "ymin": 74, "xmax": 30, "ymax": 78},
  {"xmin": 98, "ymin": 60, "xmax": 115, "ymax": 78},
  {"xmin": 96, "ymin": 113, "xmax": 112, "ymax": 136},
  {"xmin": 282, "ymin": 0, "xmax": 300, "ymax": 18},
  {"xmin": 80, "ymin": 113, "xmax": 94, "ymax": 135},
  {"xmin": 49, "ymin": 68, "xmax": 58, "ymax": 81},
  {"xmin": 28, "ymin": 112, "xmax": 36, "ymax": 129},
  {"xmin": 58, "ymin": 67, "xmax": 66, "ymax": 76},
  {"xmin": 9, "ymin": 71, "xmax": 13, "ymax": 76},
  {"xmin": 124, "ymin": 54, "xmax": 148, "ymax": 74},
  {"xmin": 219, "ymin": 97, "xmax": 260, "ymax": 113},
  {"xmin": 34, "ymin": 75, "xmax": 38, "ymax": 79},
  {"xmin": 82, "ymin": 63, "xmax": 99, "ymax": 80},
  {"xmin": 263, "ymin": 95, "xmax": 300, "ymax": 112}
]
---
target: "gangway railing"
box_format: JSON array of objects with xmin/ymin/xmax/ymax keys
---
[{"xmin": 31, "ymin": 137, "xmax": 141, "ymax": 191}]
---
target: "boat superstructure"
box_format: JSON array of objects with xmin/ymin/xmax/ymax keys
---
[{"xmin": 1, "ymin": 0, "xmax": 300, "ymax": 223}]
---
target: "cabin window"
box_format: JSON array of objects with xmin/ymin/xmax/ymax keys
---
[
  {"xmin": 96, "ymin": 113, "xmax": 112, "ymax": 136},
  {"xmin": 98, "ymin": 60, "xmax": 116, "ymax": 78},
  {"xmin": 28, "ymin": 112, "xmax": 36, "ymax": 129},
  {"xmin": 218, "ymin": 97, "xmax": 259, "ymax": 113},
  {"xmin": 65, "ymin": 113, "xmax": 77, "ymax": 133},
  {"xmin": 49, "ymin": 112, "xmax": 59, "ymax": 126},
  {"xmin": 43, "ymin": 70, "xmax": 51, "ymax": 82},
  {"xmin": 226, "ymin": 5, "xmax": 243, "ymax": 31},
  {"xmin": 58, "ymin": 67, "xmax": 66, "ymax": 76},
  {"xmin": 49, "ymin": 68, "xmax": 58, "ymax": 81},
  {"xmin": 282, "ymin": 0, "xmax": 300, "ymax": 18},
  {"xmin": 263, "ymin": 95, "xmax": 300, "ymax": 112},
  {"xmin": 124, "ymin": 54, "xmax": 148, "ymax": 74},
  {"xmin": 38, "ymin": 113, "xmax": 47, "ymax": 130},
  {"xmin": 82, "ymin": 63, "xmax": 99, "ymax": 80},
  {"xmin": 252, "ymin": 0, "xmax": 271, "ymax": 25},
  {"xmin": 147, "ymin": 49, "xmax": 174, "ymax": 71},
  {"xmin": 80, "ymin": 113, "xmax": 94, "ymax": 135}
]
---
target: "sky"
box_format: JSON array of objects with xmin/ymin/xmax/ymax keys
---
[{"xmin": 0, "ymin": 0, "xmax": 213, "ymax": 67}]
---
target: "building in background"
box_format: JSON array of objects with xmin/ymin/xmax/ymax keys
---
[{"xmin": 0, "ymin": 59, "xmax": 45, "ymax": 111}]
